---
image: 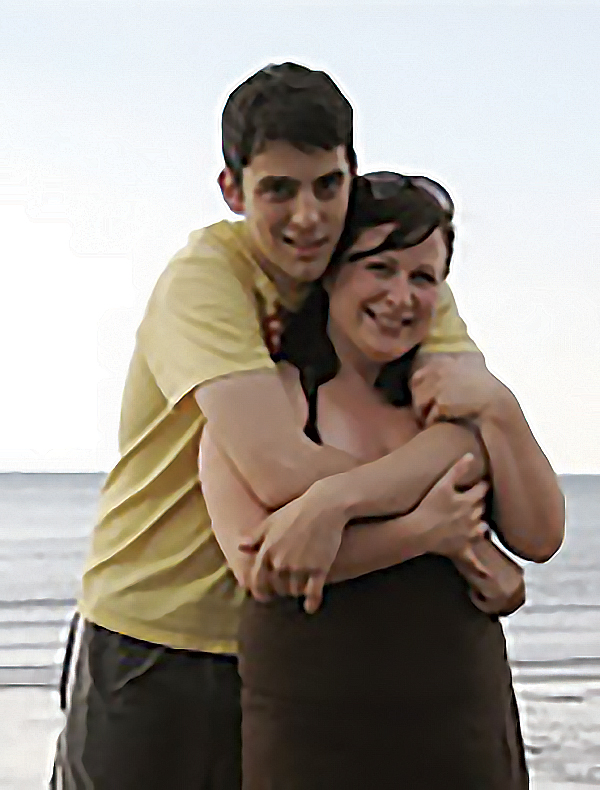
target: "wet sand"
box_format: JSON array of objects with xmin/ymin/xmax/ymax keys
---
[{"xmin": 2, "ymin": 681, "xmax": 600, "ymax": 789}]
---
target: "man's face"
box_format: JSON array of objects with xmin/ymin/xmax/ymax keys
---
[{"xmin": 222, "ymin": 141, "xmax": 352, "ymax": 291}]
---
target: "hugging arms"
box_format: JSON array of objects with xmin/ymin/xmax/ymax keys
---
[{"xmin": 200, "ymin": 353, "xmax": 564, "ymax": 614}]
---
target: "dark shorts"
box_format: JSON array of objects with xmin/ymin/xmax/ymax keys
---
[{"xmin": 50, "ymin": 615, "xmax": 241, "ymax": 790}]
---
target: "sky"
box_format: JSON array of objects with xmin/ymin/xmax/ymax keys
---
[{"xmin": 1, "ymin": 1, "xmax": 598, "ymax": 474}]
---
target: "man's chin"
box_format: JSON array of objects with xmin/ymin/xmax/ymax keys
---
[{"xmin": 288, "ymin": 257, "xmax": 329, "ymax": 283}]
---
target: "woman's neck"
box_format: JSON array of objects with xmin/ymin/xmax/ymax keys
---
[
  {"xmin": 333, "ymin": 354, "xmax": 383, "ymax": 391},
  {"xmin": 327, "ymin": 323, "xmax": 383, "ymax": 388}
]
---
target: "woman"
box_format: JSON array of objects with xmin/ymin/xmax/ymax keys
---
[{"xmin": 200, "ymin": 174, "xmax": 562, "ymax": 788}]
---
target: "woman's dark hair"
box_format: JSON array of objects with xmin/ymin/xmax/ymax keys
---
[
  {"xmin": 278, "ymin": 174, "xmax": 455, "ymax": 406},
  {"xmin": 222, "ymin": 62, "xmax": 356, "ymax": 185}
]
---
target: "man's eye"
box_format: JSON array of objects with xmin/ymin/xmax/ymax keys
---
[
  {"xmin": 314, "ymin": 173, "xmax": 344, "ymax": 200},
  {"xmin": 261, "ymin": 180, "xmax": 296, "ymax": 201}
]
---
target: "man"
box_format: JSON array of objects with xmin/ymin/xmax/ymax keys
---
[{"xmin": 51, "ymin": 62, "xmax": 560, "ymax": 789}]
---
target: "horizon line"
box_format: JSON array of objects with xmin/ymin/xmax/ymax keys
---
[{"xmin": 0, "ymin": 470, "xmax": 597, "ymax": 478}]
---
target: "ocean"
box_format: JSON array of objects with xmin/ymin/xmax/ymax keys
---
[{"xmin": 0, "ymin": 472, "xmax": 599, "ymax": 786}]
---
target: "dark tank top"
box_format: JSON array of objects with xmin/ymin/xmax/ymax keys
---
[
  {"xmin": 239, "ymin": 376, "xmax": 512, "ymax": 702},
  {"xmin": 301, "ymin": 376, "xmax": 323, "ymax": 445},
  {"xmin": 238, "ymin": 376, "xmax": 529, "ymax": 789}
]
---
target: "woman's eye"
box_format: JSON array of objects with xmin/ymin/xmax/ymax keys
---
[
  {"xmin": 412, "ymin": 271, "xmax": 436, "ymax": 284},
  {"xmin": 365, "ymin": 261, "xmax": 391, "ymax": 273}
]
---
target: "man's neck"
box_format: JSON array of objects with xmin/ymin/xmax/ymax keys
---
[{"xmin": 249, "ymin": 238, "xmax": 310, "ymax": 308}]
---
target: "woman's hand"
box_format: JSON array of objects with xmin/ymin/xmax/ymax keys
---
[
  {"xmin": 413, "ymin": 454, "xmax": 490, "ymax": 576},
  {"xmin": 453, "ymin": 537, "xmax": 526, "ymax": 616},
  {"xmin": 411, "ymin": 355, "xmax": 506, "ymax": 427}
]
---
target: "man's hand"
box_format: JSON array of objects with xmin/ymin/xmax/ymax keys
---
[
  {"xmin": 239, "ymin": 480, "xmax": 348, "ymax": 614},
  {"xmin": 411, "ymin": 354, "xmax": 504, "ymax": 427}
]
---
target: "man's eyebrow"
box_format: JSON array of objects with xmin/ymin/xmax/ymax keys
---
[
  {"xmin": 315, "ymin": 168, "xmax": 345, "ymax": 182},
  {"xmin": 257, "ymin": 175, "xmax": 299, "ymax": 187}
]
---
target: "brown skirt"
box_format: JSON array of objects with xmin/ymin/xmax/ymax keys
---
[{"xmin": 239, "ymin": 554, "xmax": 529, "ymax": 790}]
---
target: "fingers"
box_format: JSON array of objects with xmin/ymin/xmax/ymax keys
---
[
  {"xmin": 411, "ymin": 389, "xmax": 435, "ymax": 425},
  {"xmin": 239, "ymin": 536, "xmax": 263, "ymax": 553},
  {"xmin": 410, "ymin": 369, "xmax": 436, "ymax": 423},
  {"xmin": 249, "ymin": 555, "xmax": 310, "ymax": 600},
  {"xmin": 410, "ymin": 366, "xmax": 428, "ymax": 386},
  {"xmin": 303, "ymin": 573, "xmax": 326, "ymax": 614},
  {"xmin": 464, "ymin": 480, "xmax": 488, "ymax": 504},
  {"xmin": 247, "ymin": 546, "xmax": 313, "ymax": 602},
  {"xmin": 470, "ymin": 585, "xmax": 525, "ymax": 617},
  {"xmin": 470, "ymin": 501, "xmax": 486, "ymax": 523},
  {"xmin": 268, "ymin": 570, "xmax": 293, "ymax": 598},
  {"xmin": 424, "ymin": 402, "xmax": 440, "ymax": 427},
  {"xmin": 289, "ymin": 571, "xmax": 309, "ymax": 599},
  {"xmin": 469, "ymin": 587, "xmax": 494, "ymax": 613},
  {"xmin": 250, "ymin": 574, "xmax": 275, "ymax": 603},
  {"xmin": 249, "ymin": 547, "xmax": 275, "ymax": 602},
  {"xmin": 441, "ymin": 453, "xmax": 475, "ymax": 487},
  {"xmin": 462, "ymin": 542, "xmax": 492, "ymax": 579}
]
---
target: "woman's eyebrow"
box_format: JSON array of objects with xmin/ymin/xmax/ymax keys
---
[
  {"xmin": 347, "ymin": 243, "xmax": 397, "ymax": 263},
  {"xmin": 347, "ymin": 248, "xmax": 380, "ymax": 263},
  {"xmin": 414, "ymin": 262, "xmax": 436, "ymax": 275}
]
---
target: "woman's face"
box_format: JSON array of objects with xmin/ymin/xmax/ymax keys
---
[{"xmin": 326, "ymin": 225, "xmax": 447, "ymax": 367}]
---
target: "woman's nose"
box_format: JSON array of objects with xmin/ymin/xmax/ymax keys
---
[{"xmin": 385, "ymin": 275, "xmax": 413, "ymax": 307}]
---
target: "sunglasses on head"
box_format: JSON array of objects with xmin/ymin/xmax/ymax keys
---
[{"xmin": 362, "ymin": 171, "xmax": 454, "ymax": 217}]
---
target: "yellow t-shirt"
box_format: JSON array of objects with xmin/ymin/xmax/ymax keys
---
[{"xmin": 79, "ymin": 219, "xmax": 478, "ymax": 653}]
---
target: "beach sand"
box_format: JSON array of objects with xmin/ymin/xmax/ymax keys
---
[
  {"xmin": 0, "ymin": 688, "xmax": 63, "ymax": 790},
  {"xmin": 2, "ymin": 684, "xmax": 600, "ymax": 789}
]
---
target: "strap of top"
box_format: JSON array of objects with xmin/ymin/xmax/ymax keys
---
[{"xmin": 299, "ymin": 371, "xmax": 322, "ymax": 445}]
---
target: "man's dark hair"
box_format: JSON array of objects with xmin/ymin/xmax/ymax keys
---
[
  {"xmin": 222, "ymin": 62, "xmax": 356, "ymax": 185},
  {"xmin": 278, "ymin": 176, "xmax": 455, "ymax": 406}
]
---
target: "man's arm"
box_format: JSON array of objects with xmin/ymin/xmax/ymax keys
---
[
  {"xmin": 200, "ymin": 426, "xmax": 423, "ymax": 589},
  {"xmin": 241, "ymin": 418, "xmax": 488, "ymax": 612},
  {"xmin": 200, "ymin": 428, "xmax": 484, "ymax": 592},
  {"xmin": 196, "ymin": 370, "xmax": 358, "ymax": 510},
  {"xmin": 477, "ymin": 385, "xmax": 565, "ymax": 562},
  {"xmin": 202, "ymin": 425, "xmax": 523, "ymax": 616},
  {"xmin": 410, "ymin": 355, "xmax": 565, "ymax": 563},
  {"xmin": 141, "ymin": 236, "xmax": 359, "ymax": 511}
]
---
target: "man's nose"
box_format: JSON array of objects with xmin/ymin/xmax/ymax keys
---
[{"xmin": 289, "ymin": 189, "xmax": 320, "ymax": 230}]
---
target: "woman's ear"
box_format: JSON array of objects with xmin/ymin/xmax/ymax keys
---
[{"xmin": 218, "ymin": 168, "xmax": 245, "ymax": 215}]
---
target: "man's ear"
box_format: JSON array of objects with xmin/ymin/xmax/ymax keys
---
[{"xmin": 218, "ymin": 168, "xmax": 245, "ymax": 215}]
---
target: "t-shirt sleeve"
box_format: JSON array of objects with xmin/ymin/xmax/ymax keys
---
[
  {"xmin": 138, "ymin": 249, "xmax": 275, "ymax": 406},
  {"xmin": 421, "ymin": 282, "xmax": 480, "ymax": 354}
]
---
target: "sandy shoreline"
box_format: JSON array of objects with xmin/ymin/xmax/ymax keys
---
[
  {"xmin": 0, "ymin": 687, "xmax": 63, "ymax": 790},
  {"xmin": 1, "ymin": 684, "xmax": 600, "ymax": 789}
]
